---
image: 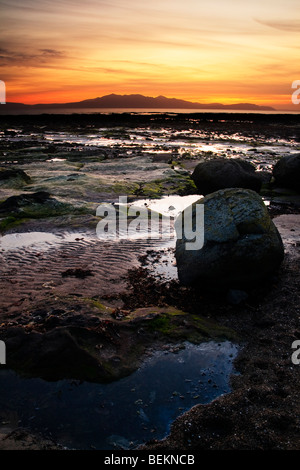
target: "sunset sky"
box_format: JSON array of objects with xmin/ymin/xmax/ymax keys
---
[{"xmin": 0, "ymin": 0, "xmax": 300, "ymax": 109}]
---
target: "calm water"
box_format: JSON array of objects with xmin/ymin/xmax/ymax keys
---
[
  {"xmin": 0, "ymin": 107, "xmax": 299, "ymax": 115},
  {"xmin": 0, "ymin": 341, "xmax": 238, "ymax": 450}
]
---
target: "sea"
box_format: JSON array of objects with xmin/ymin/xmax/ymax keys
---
[{"xmin": 0, "ymin": 107, "xmax": 299, "ymax": 115}]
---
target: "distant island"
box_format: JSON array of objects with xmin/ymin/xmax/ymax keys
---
[{"xmin": 2, "ymin": 93, "xmax": 276, "ymax": 111}]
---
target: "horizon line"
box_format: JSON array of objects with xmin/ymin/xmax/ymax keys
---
[{"xmin": 1, "ymin": 92, "xmax": 278, "ymax": 110}]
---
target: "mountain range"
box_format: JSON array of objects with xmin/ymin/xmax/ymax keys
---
[{"xmin": 2, "ymin": 93, "xmax": 275, "ymax": 111}]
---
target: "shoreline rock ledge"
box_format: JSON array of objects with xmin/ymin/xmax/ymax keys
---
[{"xmin": 175, "ymin": 188, "xmax": 285, "ymax": 289}]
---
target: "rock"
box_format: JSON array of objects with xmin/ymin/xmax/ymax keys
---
[
  {"xmin": 272, "ymin": 154, "xmax": 300, "ymax": 192},
  {"xmin": 4, "ymin": 326, "xmax": 103, "ymax": 382},
  {"xmin": 191, "ymin": 158, "xmax": 262, "ymax": 195},
  {"xmin": 0, "ymin": 191, "xmax": 51, "ymax": 214},
  {"xmin": 0, "ymin": 168, "xmax": 31, "ymax": 183},
  {"xmin": 61, "ymin": 268, "xmax": 94, "ymax": 278},
  {"xmin": 175, "ymin": 188, "xmax": 284, "ymax": 288},
  {"xmin": 0, "ymin": 191, "xmax": 74, "ymax": 221}
]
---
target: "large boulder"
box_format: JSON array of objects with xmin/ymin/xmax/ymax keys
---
[
  {"xmin": 272, "ymin": 154, "xmax": 300, "ymax": 192},
  {"xmin": 191, "ymin": 158, "xmax": 262, "ymax": 195},
  {"xmin": 175, "ymin": 188, "xmax": 284, "ymax": 289}
]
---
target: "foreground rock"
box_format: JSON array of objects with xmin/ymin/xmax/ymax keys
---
[
  {"xmin": 191, "ymin": 158, "xmax": 262, "ymax": 195},
  {"xmin": 1, "ymin": 303, "xmax": 235, "ymax": 383},
  {"xmin": 175, "ymin": 188, "xmax": 284, "ymax": 288},
  {"xmin": 272, "ymin": 153, "xmax": 300, "ymax": 192}
]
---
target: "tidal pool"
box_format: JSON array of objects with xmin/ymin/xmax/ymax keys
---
[
  {"xmin": 0, "ymin": 231, "xmax": 96, "ymax": 252},
  {"xmin": 0, "ymin": 340, "xmax": 238, "ymax": 450}
]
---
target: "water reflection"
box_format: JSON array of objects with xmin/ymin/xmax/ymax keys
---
[{"xmin": 0, "ymin": 341, "xmax": 238, "ymax": 450}]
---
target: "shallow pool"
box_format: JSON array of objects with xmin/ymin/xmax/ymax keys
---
[{"xmin": 0, "ymin": 340, "xmax": 238, "ymax": 450}]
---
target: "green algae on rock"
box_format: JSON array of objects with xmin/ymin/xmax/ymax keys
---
[
  {"xmin": 1, "ymin": 301, "xmax": 237, "ymax": 383},
  {"xmin": 0, "ymin": 168, "xmax": 31, "ymax": 188},
  {"xmin": 175, "ymin": 188, "xmax": 285, "ymax": 289},
  {"xmin": 127, "ymin": 306, "xmax": 237, "ymax": 343},
  {"xmin": 0, "ymin": 191, "xmax": 93, "ymax": 233}
]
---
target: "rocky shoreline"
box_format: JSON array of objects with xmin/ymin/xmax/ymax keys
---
[{"xmin": 0, "ymin": 112, "xmax": 300, "ymax": 450}]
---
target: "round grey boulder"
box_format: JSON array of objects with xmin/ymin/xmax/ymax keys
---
[
  {"xmin": 191, "ymin": 158, "xmax": 262, "ymax": 196},
  {"xmin": 272, "ymin": 154, "xmax": 300, "ymax": 192},
  {"xmin": 175, "ymin": 188, "xmax": 284, "ymax": 289}
]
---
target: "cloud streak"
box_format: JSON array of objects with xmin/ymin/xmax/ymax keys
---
[
  {"xmin": 254, "ymin": 17, "xmax": 300, "ymax": 32},
  {"xmin": 0, "ymin": 48, "xmax": 66, "ymax": 67}
]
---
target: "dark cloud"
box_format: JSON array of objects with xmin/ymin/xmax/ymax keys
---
[
  {"xmin": 0, "ymin": 48, "xmax": 65, "ymax": 67},
  {"xmin": 39, "ymin": 49, "xmax": 64, "ymax": 56}
]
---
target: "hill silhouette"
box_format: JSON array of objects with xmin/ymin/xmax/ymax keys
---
[{"xmin": 3, "ymin": 93, "xmax": 275, "ymax": 111}]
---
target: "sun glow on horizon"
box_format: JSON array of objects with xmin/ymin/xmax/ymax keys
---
[{"xmin": 1, "ymin": 0, "xmax": 300, "ymax": 110}]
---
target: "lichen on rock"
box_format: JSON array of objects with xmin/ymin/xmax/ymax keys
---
[{"xmin": 175, "ymin": 188, "xmax": 284, "ymax": 289}]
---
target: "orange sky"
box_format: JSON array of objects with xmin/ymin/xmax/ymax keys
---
[{"xmin": 1, "ymin": 0, "xmax": 300, "ymax": 110}]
